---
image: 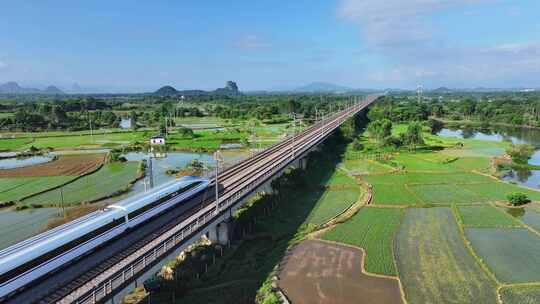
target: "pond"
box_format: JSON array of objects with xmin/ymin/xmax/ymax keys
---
[
  {"xmin": 120, "ymin": 117, "xmax": 132, "ymax": 129},
  {"xmin": 0, "ymin": 155, "xmax": 54, "ymax": 169},
  {"xmin": 438, "ymin": 125, "xmax": 540, "ymax": 189}
]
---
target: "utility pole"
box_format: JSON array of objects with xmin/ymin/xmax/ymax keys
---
[
  {"xmin": 60, "ymin": 186, "xmax": 65, "ymax": 217},
  {"xmin": 213, "ymin": 150, "xmax": 223, "ymax": 214},
  {"xmin": 290, "ymin": 112, "xmax": 297, "ymax": 159},
  {"xmin": 88, "ymin": 112, "xmax": 94, "ymax": 143},
  {"xmin": 148, "ymin": 154, "xmax": 154, "ymax": 189}
]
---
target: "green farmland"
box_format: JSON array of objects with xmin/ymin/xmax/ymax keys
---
[
  {"xmin": 395, "ymin": 208, "xmax": 497, "ymax": 303},
  {"xmin": 322, "ymin": 207, "xmax": 404, "ymax": 275},
  {"xmin": 24, "ymin": 162, "xmax": 141, "ymax": 206},
  {"xmin": 0, "ymin": 176, "xmax": 74, "ymax": 203},
  {"xmin": 457, "ymin": 205, "xmax": 521, "ymax": 227},
  {"xmin": 501, "ymin": 286, "xmax": 540, "ymax": 304},
  {"xmin": 466, "ymin": 228, "xmax": 540, "ymax": 283}
]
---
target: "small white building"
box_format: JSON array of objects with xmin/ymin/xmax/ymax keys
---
[{"xmin": 150, "ymin": 135, "xmax": 165, "ymax": 145}]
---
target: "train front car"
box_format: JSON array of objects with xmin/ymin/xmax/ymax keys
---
[
  {"xmin": 0, "ymin": 176, "xmax": 210, "ymax": 301},
  {"xmin": 0, "ymin": 207, "xmax": 126, "ymax": 300}
]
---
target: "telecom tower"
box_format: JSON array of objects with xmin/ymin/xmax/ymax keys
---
[{"xmin": 417, "ymin": 84, "xmax": 424, "ymax": 103}]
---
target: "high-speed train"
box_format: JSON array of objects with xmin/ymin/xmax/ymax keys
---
[{"xmin": 0, "ymin": 175, "xmax": 215, "ymax": 300}]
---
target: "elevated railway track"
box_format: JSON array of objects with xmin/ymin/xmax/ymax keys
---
[{"xmin": 4, "ymin": 94, "xmax": 380, "ymax": 304}]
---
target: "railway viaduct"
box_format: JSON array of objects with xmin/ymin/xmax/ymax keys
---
[{"xmin": 9, "ymin": 94, "xmax": 382, "ymax": 304}]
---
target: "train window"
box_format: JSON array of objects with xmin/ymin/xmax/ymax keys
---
[
  {"xmin": 0, "ymin": 217, "xmax": 124, "ymax": 285},
  {"xmin": 127, "ymin": 181, "xmax": 202, "ymax": 220}
]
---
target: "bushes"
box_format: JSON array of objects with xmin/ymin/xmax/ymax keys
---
[
  {"xmin": 506, "ymin": 144, "xmax": 535, "ymax": 164},
  {"xmin": 506, "ymin": 192, "xmax": 531, "ymax": 206}
]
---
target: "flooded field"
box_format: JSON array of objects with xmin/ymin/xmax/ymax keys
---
[
  {"xmin": 279, "ymin": 240, "xmax": 403, "ymax": 304},
  {"xmin": 0, "ymin": 155, "xmax": 53, "ymax": 169}
]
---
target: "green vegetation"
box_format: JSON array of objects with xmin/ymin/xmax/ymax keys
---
[
  {"xmin": 500, "ymin": 286, "xmax": 540, "ymax": 304},
  {"xmin": 395, "ymin": 208, "xmax": 497, "ymax": 303},
  {"xmin": 340, "ymin": 158, "xmax": 393, "ymax": 175},
  {"xmin": 24, "ymin": 162, "xmax": 140, "ymax": 206},
  {"xmin": 306, "ymin": 187, "xmax": 361, "ymax": 226},
  {"xmin": 507, "ymin": 192, "xmax": 531, "ymax": 206},
  {"xmin": 322, "ymin": 207, "xmax": 404, "ymax": 275},
  {"xmin": 466, "ymin": 228, "xmax": 540, "ymax": 283},
  {"xmin": 506, "ymin": 143, "xmax": 535, "ymax": 164},
  {"xmin": 0, "ymin": 176, "xmax": 74, "ymax": 203},
  {"xmin": 457, "ymin": 205, "xmax": 521, "ymax": 227}
]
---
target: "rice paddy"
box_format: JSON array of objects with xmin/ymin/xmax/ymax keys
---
[{"xmin": 322, "ymin": 207, "xmax": 404, "ymax": 275}]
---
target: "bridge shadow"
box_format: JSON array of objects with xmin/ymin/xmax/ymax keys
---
[{"xmin": 131, "ymin": 131, "xmax": 351, "ymax": 304}]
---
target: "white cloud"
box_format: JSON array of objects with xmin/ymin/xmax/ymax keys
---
[
  {"xmin": 0, "ymin": 61, "xmax": 6, "ymax": 69},
  {"xmin": 234, "ymin": 34, "xmax": 271, "ymax": 50},
  {"xmin": 336, "ymin": 0, "xmax": 540, "ymax": 87},
  {"xmin": 337, "ymin": 0, "xmax": 492, "ymax": 48}
]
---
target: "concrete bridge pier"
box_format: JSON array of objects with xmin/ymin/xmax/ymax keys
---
[{"xmin": 207, "ymin": 220, "xmax": 231, "ymax": 246}]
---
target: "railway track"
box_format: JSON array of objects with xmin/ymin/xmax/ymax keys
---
[{"xmin": 13, "ymin": 96, "xmax": 379, "ymax": 304}]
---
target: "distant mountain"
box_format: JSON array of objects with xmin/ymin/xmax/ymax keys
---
[
  {"xmin": 154, "ymin": 81, "xmax": 241, "ymax": 97},
  {"xmin": 154, "ymin": 85, "xmax": 179, "ymax": 96},
  {"xmin": 44, "ymin": 85, "xmax": 64, "ymax": 94},
  {"xmin": 213, "ymin": 81, "xmax": 240, "ymax": 96},
  {"xmin": 294, "ymin": 82, "xmax": 353, "ymax": 93},
  {"xmin": 0, "ymin": 82, "xmax": 65, "ymax": 94},
  {"xmin": 431, "ymin": 87, "xmax": 454, "ymax": 94}
]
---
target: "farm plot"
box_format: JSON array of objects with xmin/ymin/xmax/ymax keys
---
[
  {"xmin": 278, "ymin": 240, "xmax": 404, "ymax": 304},
  {"xmin": 0, "ymin": 137, "xmax": 34, "ymax": 151},
  {"xmin": 24, "ymin": 162, "xmax": 140, "ymax": 206},
  {"xmin": 408, "ymin": 183, "xmax": 484, "ymax": 204},
  {"xmin": 322, "ymin": 207, "xmax": 404, "ymax": 275},
  {"xmin": 324, "ymin": 170, "xmax": 358, "ymax": 187},
  {"xmin": 395, "ymin": 208, "xmax": 497, "ymax": 303},
  {"xmin": 0, "ymin": 154, "xmax": 106, "ymax": 177},
  {"xmin": 393, "ymin": 153, "xmax": 456, "ymax": 172},
  {"xmin": 306, "ymin": 187, "xmax": 362, "ymax": 226},
  {"xmin": 0, "ymin": 176, "xmax": 74, "ymax": 202},
  {"xmin": 466, "ymin": 228, "xmax": 540, "ymax": 283},
  {"xmin": 521, "ymin": 208, "xmax": 540, "ymax": 233},
  {"xmin": 457, "ymin": 205, "xmax": 521, "ymax": 227},
  {"xmin": 370, "ymin": 184, "xmax": 421, "ymax": 206},
  {"xmin": 340, "ymin": 159, "xmax": 394, "ymax": 175},
  {"xmin": 500, "ymin": 286, "xmax": 540, "ymax": 304},
  {"xmin": 461, "ymin": 182, "xmax": 540, "ymax": 202}
]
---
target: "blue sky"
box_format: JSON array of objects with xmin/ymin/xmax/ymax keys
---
[{"xmin": 0, "ymin": 0, "xmax": 539, "ymax": 92}]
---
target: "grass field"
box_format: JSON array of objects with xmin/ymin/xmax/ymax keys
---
[
  {"xmin": 322, "ymin": 207, "xmax": 404, "ymax": 275},
  {"xmin": 0, "ymin": 176, "xmax": 74, "ymax": 202},
  {"xmin": 466, "ymin": 228, "xmax": 540, "ymax": 283},
  {"xmin": 370, "ymin": 184, "xmax": 421, "ymax": 205},
  {"xmin": 323, "ymin": 170, "xmax": 358, "ymax": 187},
  {"xmin": 306, "ymin": 187, "xmax": 362, "ymax": 226},
  {"xmin": 395, "ymin": 208, "xmax": 497, "ymax": 303},
  {"xmin": 0, "ymin": 137, "xmax": 34, "ymax": 151},
  {"xmin": 500, "ymin": 286, "xmax": 540, "ymax": 304},
  {"xmin": 457, "ymin": 205, "xmax": 521, "ymax": 227},
  {"xmin": 340, "ymin": 159, "xmax": 394, "ymax": 175},
  {"xmin": 24, "ymin": 162, "xmax": 140, "ymax": 205}
]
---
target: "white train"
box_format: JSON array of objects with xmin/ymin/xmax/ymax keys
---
[{"xmin": 0, "ymin": 176, "xmax": 212, "ymax": 300}]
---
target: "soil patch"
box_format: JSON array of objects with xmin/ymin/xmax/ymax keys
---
[
  {"xmin": 278, "ymin": 239, "xmax": 403, "ymax": 304},
  {"xmin": 0, "ymin": 154, "xmax": 105, "ymax": 177}
]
